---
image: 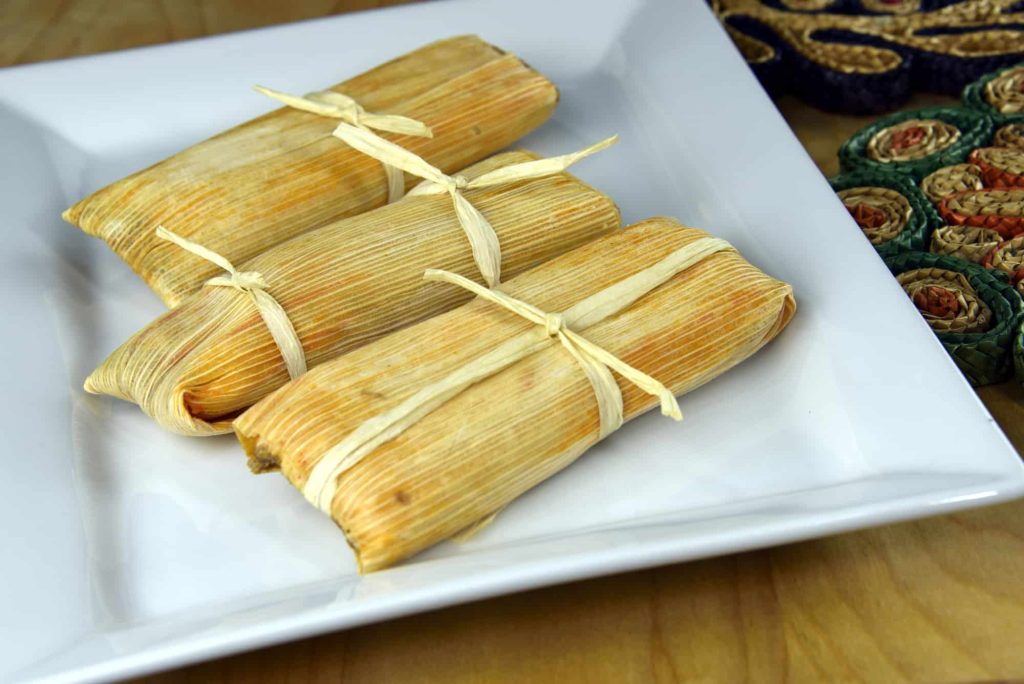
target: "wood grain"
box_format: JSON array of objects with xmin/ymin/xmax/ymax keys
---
[
  {"xmin": 0, "ymin": 0, "xmax": 416, "ymax": 66},
  {"xmin": 3, "ymin": 3, "xmax": 1023, "ymax": 681}
]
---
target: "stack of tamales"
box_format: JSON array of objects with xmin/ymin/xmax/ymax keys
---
[
  {"xmin": 85, "ymin": 152, "xmax": 620, "ymax": 435},
  {"xmin": 70, "ymin": 36, "xmax": 796, "ymax": 572}
]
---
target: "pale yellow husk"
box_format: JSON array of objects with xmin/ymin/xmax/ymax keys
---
[
  {"xmin": 84, "ymin": 151, "xmax": 620, "ymax": 436},
  {"xmin": 234, "ymin": 218, "xmax": 797, "ymax": 573},
  {"xmin": 63, "ymin": 35, "xmax": 559, "ymax": 306}
]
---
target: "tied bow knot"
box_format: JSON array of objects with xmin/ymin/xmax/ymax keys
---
[
  {"xmin": 156, "ymin": 226, "xmax": 307, "ymax": 381},
  {"xmin": 333, "ymin": 122, "xmax": 618, "ymax": 287},
  {"xmin": 543, "ymin": 313, "xmax": 565, "ymax": 337},
  {"xmin": 207, "ymin": 269, "xmax": 268, "ymax": 293},
  {"xmin": 304, "ymin": 91, "xmax": 365, "ymax": 125},
  {"xmin": 254, "ymin": 85, "xmax": 433, "ymax": 203},
  {"xmin": 447, "ymin": 175, "xmax": 471, "ymax": 191},
  {"xmin": 422, "ymin": 268, "xmax": 683, "ymax": 438},
  {"xmin": 253, "ymin": 86, "xmax": 433, "ymax": 137}
]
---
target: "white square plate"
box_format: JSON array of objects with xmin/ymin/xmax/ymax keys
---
[{"xmin": 2, "ymin": 0, "xmax": 1022, "ymax": 681}]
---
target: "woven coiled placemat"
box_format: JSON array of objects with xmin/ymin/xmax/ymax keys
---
[
  {"xmin": 938, "ymin": 188, "xmax": 1024, "ymax": 237},
  {"xmin": 994, "ymin": 123, "xmax": 1024, "ymax": 151},
  {"xmin": 839, "ymin": 107, "xmax": 993, "ymax": 180},
  {"xmin": 964, "ymin": 64, "xmax": 1024, "ymax": 126},
  {"xmin": 885, "ymin": 251, "xmax": 1023, "ymax": 386},
  {"xmin": 830, "ymin": 170, "xmax": 940, "ymax": 257},
  {"xmin": 920, "ymin": 163, "xmax": 985, "ymax": 204},
  {"xmin": 715, "ymin": 0, "xmax": 1024, "ymax": 115},
  {"xmin": 930, "ymin": 225, "xmax": 1002, "ymax": 264},
  {"xmin": 967, "ymin": 147, "xmax": 1024, "ymax": 189}
]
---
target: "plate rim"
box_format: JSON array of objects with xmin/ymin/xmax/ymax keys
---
[{"xmin": 3, "ymin": 0, "xmax": 1023, "ymax": 681}]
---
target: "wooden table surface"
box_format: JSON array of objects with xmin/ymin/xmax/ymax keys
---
[{"xmin": 3, "ymin": 2, "xmax": 1023, "ymax": 682}]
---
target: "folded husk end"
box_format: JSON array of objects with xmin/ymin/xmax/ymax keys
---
[{"xmin": 85, "ymin": 349, "xmax": 234, "ymax": 437}]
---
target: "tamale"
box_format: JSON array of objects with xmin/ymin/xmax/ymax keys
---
[
  {"xmin": 234, "ymin": 218, "xmax": 797, "ymax": 573},
  {"xmin": 64, "ymin": 35, "xmax": 558, "ymax": 306},
  {"xmin": 85, "ymin": 151, "xmax": 619, "ymax": 436}
]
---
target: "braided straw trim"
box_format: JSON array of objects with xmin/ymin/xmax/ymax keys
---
[
  {"xmin": 837, "ymin": 186, "xmax": 911, "ymax": 245},
  {"xmin": 860, "ymin": 0, "xmax": 921, "ymax": 13},
  {"xmin": 985, "ymin": 66, "xmax": 1024, "ymax": 115},
  {"xmin": 867, "ymin": 119, "xmax": 960, "ymax": 163},
  {"xmin": 778, "ymin": 0, "xmax": 835, "ymax": 9},
  {"xmin": 920, "ymin": 164, "xmax": 984, "ymax": 204},
  {"xmin": 968, "ymin": 147, "xmax": 1024, "ymax": 188},
  {"xmin": 898, "ymin": 267, "xmax": 993, "ymax": 333},
  {"xmin": 724, "ymin": 25, "xmax": 775, "ymax": 64},
  {"xmin": 994, "ymin": 123, "xmax": 1024, "ymax": 151},
  {"xmin": 717, "ymin": 0, "xmax": 1024, "ymax": 77},
  {"xmin": 939, "ymin": 188, "xmax": 1024, "ymax": 237},
  {"xmin": 983, "ymin": 235, "xmax": 1024, "ymax": 274},
  {"xmin": 930, "ymin": 225, "xmax": 1002, "ymax": 263}
]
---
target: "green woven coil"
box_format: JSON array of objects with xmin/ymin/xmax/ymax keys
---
[
  {"xmin": 885, "ymin": 251, "xmax": 1023, "ymax": 386},
  {"xmin": 962, "ymin": 63, "xmax": 1024, "ymax": 127},
  {"xmin": 830, "ymin": 170, "xmax": 941, "ymax": 258},
  {"xmin": 1015, "ymin": 319, "xmax": 1024, "ymax": 387},
  {"xmin": 839, "ymin": 107, "xmax": 994, "ymax": 181}
]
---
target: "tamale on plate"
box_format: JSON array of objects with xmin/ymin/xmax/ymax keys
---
[
  {"xmin": 64, "ymin": 35, "xmax": 558, "ymax": 306},
  {"xmin": 85, "ymin": 151, "xmax": 620, "ymax": 436},
  {"xmin": 234, "ymin": 218, "xmax": 796, "ymax": 573}
]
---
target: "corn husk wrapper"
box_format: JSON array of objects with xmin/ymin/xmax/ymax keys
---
[
  {"xmin": 235, "ymin": 218, "xmax": 797, "ymax": 573},
  {"xmin": 63, "ymin": 35, "xmax": 558, "ymax": 306},
  {"xmin": 85, "ymin": 151, "xmax": 619, "ymax": 435}
]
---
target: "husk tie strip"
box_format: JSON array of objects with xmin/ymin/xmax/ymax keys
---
[
  {"xmin": 332, "ymin": 122, "xmax": 617, "ymax": 287},
  {"xmin": 156, "ymin": 227, "xmax": 307, "ymax": 380},
  {"xmin": 255, "ymin": 85, "xmax": 433, "ymax": 203}
]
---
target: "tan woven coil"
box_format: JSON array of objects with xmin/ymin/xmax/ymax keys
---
[
  {"xmin": 866, "ymin": 119, "xmax": 961, "ymax": 163},
  {"xmin": 929, "ymin": 225, "xmax": 1002, "ymax": 263},
  {"xmin": 920, "ymin": 163, "xmax": 985, "ymax": 203},
  {"xmin": 994, "ymin": 123, "xmax": 1024, "ymax": 150},
  {"xmin": 898, "ymin": 268, "xmax": 993, "ymax": 333},
  {"xmin": 837, "ymin": 186, "xmax": 912, "ymax": 244},
  {"xmin": 985, "ymin": 235, "xmax": 1024, "ymax": 274},
  {"xmin": 985, "ymin": 66, "xmax": 1024, "ymax": 114}
]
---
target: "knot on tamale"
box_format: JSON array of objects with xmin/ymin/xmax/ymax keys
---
[
  {"xmin": 333, "ymin": 122, "xmax": 619, "ymax": 287},
  {"xmin": 543, "ymin": 313, "xmax": 565, "ymax": 337},
  {"xmin": 254, "ymin": 85, "xmax": 434, "ymax": 203},
  {"xmin": 308, "ymin": 90, "xmax": 365, "ymax": 123},
  {"xmin": 156, "ymin": 226, "xmax": 308, "ymax": 380},
  {"xmin": 253, "ymin": 86, "xmax": 433, "ymax": 138},
  {"xmin": 208, "ymin": 270, "xmax": 269, "ymax": 293}
]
